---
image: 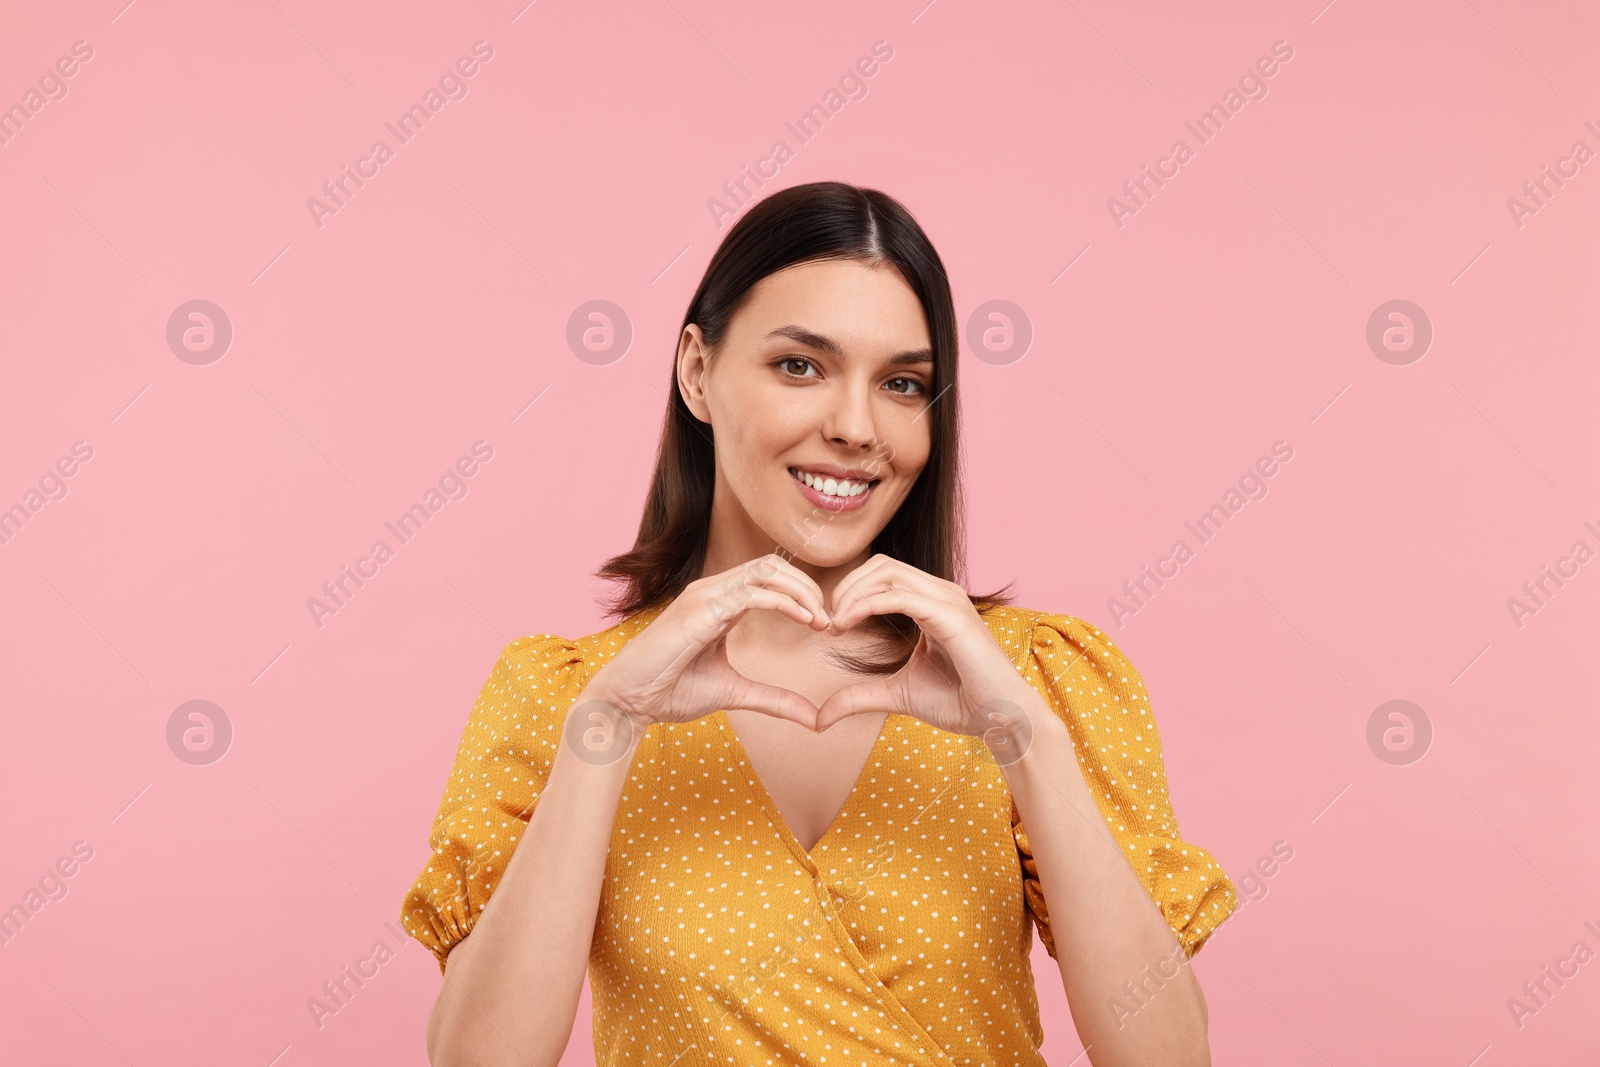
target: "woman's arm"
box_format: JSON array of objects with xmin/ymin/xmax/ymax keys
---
[
  {"xmin": 426, "ymin": 673, "xmax": 637, "ymax": 1067},
  {"xmin": 1001, "ymin": 705, "xmax": 1211, "ymax": 1067},
  {"xmin": 814, "ymin": 559, "xmax": 1229, "ymax": 1063},
  {"xmin": 424, "ymin": 555, "xmax": 832, "ymax": 1066}
]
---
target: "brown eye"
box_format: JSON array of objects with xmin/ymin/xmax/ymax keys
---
[
  {"xmin": 885, "ymin": 377, "xmax": 926, "ymax": 395},
  {"xmin": 778, "ymin": 357, "xmax": 818, "ymax": 378}
]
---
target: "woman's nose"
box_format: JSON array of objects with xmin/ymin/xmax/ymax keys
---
[{"xmin": 823, "ymin": 384, "xmax": 878, "ymax": 449}]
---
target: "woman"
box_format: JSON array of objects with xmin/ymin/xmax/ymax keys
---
[{"xmin": 401, "ymin": 181, "xmax": 1236, "ymax": 1066}]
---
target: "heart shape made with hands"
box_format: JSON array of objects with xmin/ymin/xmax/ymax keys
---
[
  {"xmin": 711, "ymin": 589, "xmax": 891, "ymax": 734},
  {"xmin": 713, "ymin": 555, "xmax": 1035, "ymax": 753}
]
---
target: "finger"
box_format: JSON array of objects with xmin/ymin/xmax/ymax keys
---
[
  {"xmin": 825, "ymin": 556, "xmax": 896, "ymax": 630},
  {"xmin": 828, "ymin": 556, "xmax": 957, "ymax": 625},
  {"xmin": 833, "ymin": 584, "xmax": 956, "ymax": 634},
  {"xmin": 706, "ymin": 554, "xmax": 831, "ymax": 629},
  {"xmin": 826, "ymin": 554, "xmax": 891, "ymax": 613},
  {"xmin": 727, "ymin": 673, "xmax": 820, "ymax": 730},
  {"xmin": 706, "ymin": 586, "xmax": 817, "ymax": 632},
  {"xmin": 830, "ymin": 565, "xmax": 954, "ymax": 634},
  {"xmin": 815, "ymin": 676, "xmax": 900, "ymax": 732},
  {"xmin": 750, "ymin": 554, "xmax": 832, "ymax": 627}
]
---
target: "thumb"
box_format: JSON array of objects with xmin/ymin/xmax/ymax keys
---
[
  {"xmin": 727, "ymin": 672, "xmax": 820, "ymax": 731},
  {"xmin": 816, "ymin": 677, "xmax": 899, "ymax": 733}
]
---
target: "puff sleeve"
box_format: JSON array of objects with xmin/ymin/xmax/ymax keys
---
[
  {"xmin": 399, "ymin": 634, "xmax": 588, "ymax": 974},
  {"xmin": 1010, "ymin": 613, "xmax": 1236, "ymax": 960}
]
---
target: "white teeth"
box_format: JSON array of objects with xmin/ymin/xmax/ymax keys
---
[{"xmin": 791, "ymin": 468, "xmax": 869, "ymax": 498}]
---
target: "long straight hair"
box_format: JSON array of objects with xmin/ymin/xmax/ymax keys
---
[{"xmin": 595, "ymin": 181, "xmax": 1012, "ymax": 673}]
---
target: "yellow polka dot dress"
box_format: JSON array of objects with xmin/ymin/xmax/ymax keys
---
[{"xmin": 400, "ymin": 603, "xmax": 1236, "ymax": 1064}]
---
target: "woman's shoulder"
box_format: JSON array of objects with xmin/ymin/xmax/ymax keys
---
[
  {"xmin": 978, "ymin": 603, "xmax": 1125, "ymax": 666},
  {"xmin": 487, "ymin": 602, "xmax": 668, "ymax": 689}
]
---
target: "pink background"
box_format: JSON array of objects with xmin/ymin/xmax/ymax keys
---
[{"xmin": 1, "ymin": 0, "xmax": 1596, "ymax": 1063}]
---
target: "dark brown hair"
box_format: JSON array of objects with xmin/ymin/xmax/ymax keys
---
[{"xmin": 595, "ymin": 180, "xmax": 1012, "ymax": 673}]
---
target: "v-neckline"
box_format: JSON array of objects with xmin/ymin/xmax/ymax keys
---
[
  {"xmin": 719, "ymin": 708, "xmax": 894, "ymax": 867},
  {"xmin": 619, "ymin": 598, "xmax": 908, "ymax": 866}
]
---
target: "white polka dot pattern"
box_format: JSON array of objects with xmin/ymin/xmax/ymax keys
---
[
  {"xmin": 1006, "ymin": 611, "xmax": 1236, "ymax": 963},
  {"xmin": 400, "ymin": 602, "xmax": 1236, "ymax": 1063}
]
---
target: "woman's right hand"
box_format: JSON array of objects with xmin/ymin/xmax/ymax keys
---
[{"xmin": 573, "ymin": 554, "xmax": 831, "ymax": 748}]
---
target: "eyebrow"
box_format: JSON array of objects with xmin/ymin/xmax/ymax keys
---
[{"xmin": 764, "ymin": 324, "xmax": 934, "ymax": 367}]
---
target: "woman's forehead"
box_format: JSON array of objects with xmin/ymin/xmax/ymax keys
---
[{"xmin": 733, "ymin": 261, "xmax": 931, "ymax": 350}]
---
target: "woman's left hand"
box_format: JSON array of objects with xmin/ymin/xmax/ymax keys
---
[{"xmin": 816, "ymin": 555, "xmax": 1046, "ymax": 763}]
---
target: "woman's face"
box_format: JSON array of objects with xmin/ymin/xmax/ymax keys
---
[{"xmin": 678, "ymin": 257, "xmax": 935, "ymax": 572}]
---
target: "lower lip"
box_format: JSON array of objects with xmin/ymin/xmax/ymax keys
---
[{"xmin": 789, "ymin": 469, "xmax": 877, "ymax": 513}]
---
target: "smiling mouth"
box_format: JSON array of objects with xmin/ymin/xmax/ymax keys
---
[
  {"xmin": 788, "ymin": 467, "xmax": 877, "ymax": 497},
  {"xmin": 787, "ymin": 466, "xmax": 880, "ymax": 511}
]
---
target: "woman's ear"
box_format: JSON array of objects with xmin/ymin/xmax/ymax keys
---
[{"xmin": 677, "ymin": 324, "xmax": 714, "ymax": 423}]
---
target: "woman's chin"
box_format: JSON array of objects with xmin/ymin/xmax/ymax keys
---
[{"xmin": 767, "ymin": 532, "xmax": 875, "ymax": 570}]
